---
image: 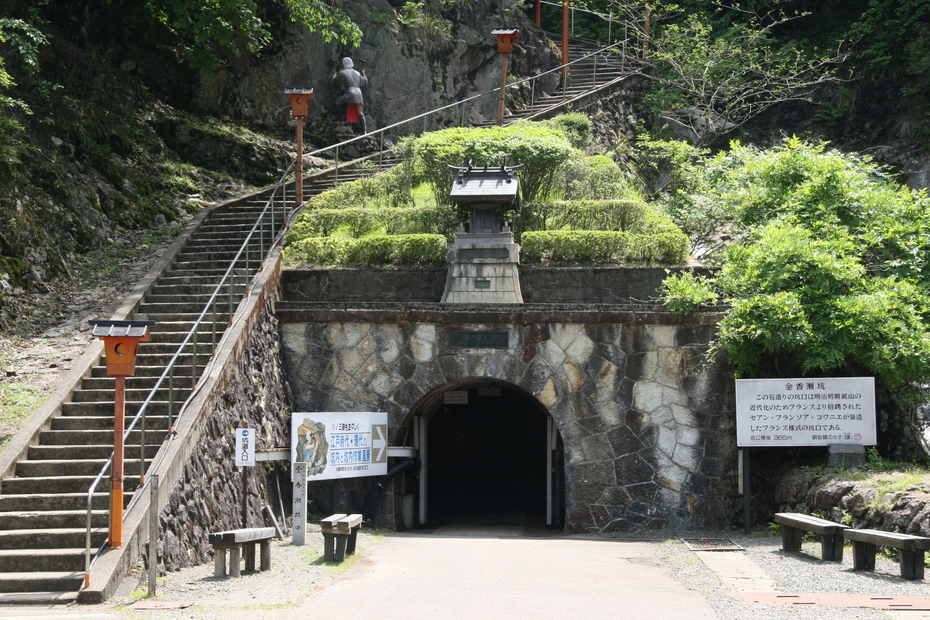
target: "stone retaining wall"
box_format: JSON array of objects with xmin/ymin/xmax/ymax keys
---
[
  {"xmin": 146, "ymin": 266, "xmax": 293, "ymax": 573},
  {"xmin": 279, "ymin": 304, "xmax": 739, "ymax": 532}
]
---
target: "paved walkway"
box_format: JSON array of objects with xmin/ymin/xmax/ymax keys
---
[{"xmin": 282, "ymin": 530, "xmax": 717, "ymax": 620}]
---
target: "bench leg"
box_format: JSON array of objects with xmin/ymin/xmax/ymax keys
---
[
  {"xmin": 346, "ymin": 527, "xmax": 358, "ymax": 557},
  {"xmin": 851, "ymin": 540, "xmax": 876, "ymax": 571},
  {"xmin": 214, "ymin": 547, "xmax": 228, "ymax": 578},
  {"xmin": 245, "ymin": 542, "xmax": 256, "ymax": 572},
  {"xmin": 229, "ymin": 545, "xmax": 242, "ymax": 578},
  {"xmin": 821, "ymin": 534, "xmax": 845, "ymax": 562},
  {"xmin": 781, "ymin": 526, "xmax": 803, "ymax": 552},
  {"xmin": 900, "ymin": 550, "xmax": 925, "ymax": 580},
  {"xmin": 260, "ymin": 540, "xmax": 272, "ymax": 571},
  {"xmin": 334, "ymin": 535, "xmax": 348, "ymax": 563},
  {"xmin": 323, "ymin": 533, "xmax": 335, "ymax": 562}
]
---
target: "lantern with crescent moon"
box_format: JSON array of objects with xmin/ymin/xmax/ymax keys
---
[{"xmin": 89, "ymin": 319, "xmax": 154, "ymax": 550}]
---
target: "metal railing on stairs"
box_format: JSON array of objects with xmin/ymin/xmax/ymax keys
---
[
  {"xmin": 83, "ymin": 162, "xmax": 297, "ymax": 588},
  {"xmin": 81, "ymin": 30, "xmax": 637, "ymax": 591}
]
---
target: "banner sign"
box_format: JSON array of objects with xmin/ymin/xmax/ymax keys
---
[
  {"xmin": 735, "ymin": 377, "xmax": 876, "ymax": 447},
  {"xmin": 235, "ymin": 428, "xmax": 255, "ymax": 467},
  {"xmin": 291, "ymin": 412, "xmax": 388, "ymax": 480}
]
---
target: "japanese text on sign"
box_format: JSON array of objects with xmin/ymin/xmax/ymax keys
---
[
  {"xmin": 735, "ymin": 378, "xmax": 876, "ymax": 447},
  {"xmin": 291, "ymin": 412, "xmax": 388, "ymax": 480}
]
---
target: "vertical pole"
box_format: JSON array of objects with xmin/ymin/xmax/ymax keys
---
[
  {"xmin": 741, "ymin": 449, "xmax": 751, "ymax": 535},
  {"xmin": 561, "ymin": 0, "xmax": 570, "ymax": 81},
  {"xmin": 534, "ymin": 0, "xmax": 540, "ymax": 26},
  {"xmin": 292, "ymin": 462, "xmax": 308, "ymax": 545},
  {"xmin": 148, "ymin": 474, "xmax": 159, "ymax": 597},
  {"xmin": 241, "ymin": 465, "xmax": 248, "ymax": 529},
  {"xmin": 110, "ymin": 375, "xmax": 126, "ymax": 548},
  {"xmin": 497, "ymin": 52, "xmax": 509, "ymax": 127},
  {"xmin": 295, "ymin": 116, "xmax": 304, "ymax": 206}
]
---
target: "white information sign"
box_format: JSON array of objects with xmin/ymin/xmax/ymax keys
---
[
  {"xmin": 291, "ymin": 412, "xmax": 388, "ymax": 480},
  {"xmin": 234, "ymin": 428, "xmax": 255, "ymax": 466},
  {"xmin": 735, "ymin": 377, "xmax": 876, "ymax": 447}
]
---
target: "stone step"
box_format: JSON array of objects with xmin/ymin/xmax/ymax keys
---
[
  {"xmin": 0, "ymin": 510, "xmax": 109, "ymax": 530},
  {"xmin": 91, "ymin": 350, "xmax": 213, "ymax": 367},
  {"xmin": 39, "ymin": 412, "xmax": 170, "ymax": 432},
  {"xmin": 0, "ymin": 591, "xmax": 79, "ymax": 605},
  {"xmin": 0, "ymin": 493, "xmax": 113, "ymax": 512},
  {"xmin": 90, "ymin": 364, "xmax": 195, "ymax": 379},
  {"xmin": 50, "ymin": 414, "xmax": 171, "ymax": 430},
  {"xmin": 0, "ymin": 549, "xmax": 87, "ymax": 573},
  {"xmin": 139, "ymin": 299, "xmax": 238, "ymax": 314},
  {"xmin": 69, "ymin": 385, "xmax": 189, "ymax": 403},
  {"xmin": 0, "ymin": 571, "xmax": 85, "ymax": 594},
  {"xmin": 0, "ymin": 475, "xmax": 140, "ymax": 495},
  {"xmin": 0, "ymin": 528, "xmax": 107, "ymax": 550},
  {"xmin": 28, "ymin": 443, "xmax": 160, "ymax": 460},
  {"xmin": 16, "ymin": 458, "xmax": 150, "ymax": 478},
  {"xmin": 37, "ymin": 425, "xmax": 168, "ymax": 444}
]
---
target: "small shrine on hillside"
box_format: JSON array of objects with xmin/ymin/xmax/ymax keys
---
[{"xmin": 440, "ymin": 163, "xmax": 524, "ymax": 304}]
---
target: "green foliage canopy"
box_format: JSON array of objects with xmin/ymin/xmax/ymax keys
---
[
  {"xmin": 659, "ymin": 138, "xmax": 930, "ymax": 393},
  {"xmin": 143, "ymin": 0, "xmax": 361, "ymax": 70}
]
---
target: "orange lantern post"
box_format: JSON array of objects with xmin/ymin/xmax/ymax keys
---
[
  {"xmin": 492, "ymin": 29, "xmax": 520, "ymax": 127},
  {"xmin": 284, "ymin": 87, "xmax": 315, "ymax": 206},
  {"xmin": 89, "ymin": 320, "xmax": 154, "ymax": 550}
]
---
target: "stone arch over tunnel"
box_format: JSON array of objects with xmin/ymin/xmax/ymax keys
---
[
  {"xmin": 398, "ymin": 378, "xmax": 564, "ymax": 528},
  {"xmin": 279, "ymin": 315, "xmax": 738, "ymax": 532}
]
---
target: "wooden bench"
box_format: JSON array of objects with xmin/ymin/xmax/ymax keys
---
[
  {"xmin": 321, "ymin": 513, "xmax": 363, "ymax": 563},
  {"xmin": 844, "ymin": 529, "xmax": 930, "ymax": 580},
  {"xmin": 208, "ymin": 527, "xmax": 275, "ymax": 578},
  {"xmin": 774, "ymin": 513, "xmax": 850, "ymax": 561}
]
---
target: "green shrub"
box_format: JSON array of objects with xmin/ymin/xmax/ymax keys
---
[
  {"xmin": 285, "ymin": 237, "xmax": 350, "ymax": 266},
  {"xmin": 660, "ymin": 270, "xmax": 718, "ymax": 313},
  {"xmin": 559, "ymin": 155, "xmax": 635, "ymax": 201},
  {"xmin": 521, "ymin": 230, "xmax": 689, "ymax": 265},
  {"xmin": 524, "ymin": 199, "xmax": 681, "ymax": 235},
  {"xmin": 302, "ymin": 208, "xmax": 382, "ymax": 238},
  {"xmin": 546, "ymin": 113, "xmax": 592, "ymax": 149},
  {"xmin": 408, "ymin": 123, "xmax": 576, "ymax": 205},
  {"xmin": 284, "ymin": 234, "xmax": 446, "ymax": 267}
]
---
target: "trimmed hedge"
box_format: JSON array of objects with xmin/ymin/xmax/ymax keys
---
[
  {"xmin": 284, "ymin": 234, "xmax": 447, "ymax": 267},
  {"xmin": 291, "ymin": 204, "xmax": 461, "ymax": 239},
  {"xmin": 521, "ymin": 230, "xmax": 689, "ymax": 265},
  {"xmin": 525, "ymin": 199, "xmax": 680, "ymax": 234}
]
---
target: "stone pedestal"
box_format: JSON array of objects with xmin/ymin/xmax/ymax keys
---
[{"xmin": 441, "ymin": 242, "xmax": 523, "ymax": 304}]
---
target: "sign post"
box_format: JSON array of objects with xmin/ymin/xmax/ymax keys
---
[
  {"xmin": 236, "ymin": 428, "xmax": 255, "ymax": 528},
  {"xmin": 290, "ymin": 413, "xmax": 388, "ymax": 545},
  {"xmin": 735, "ymin": 377, "xmax": 877, "ymax": 532}
]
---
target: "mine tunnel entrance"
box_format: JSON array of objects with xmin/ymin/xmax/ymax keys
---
[{"xmin": 413, "ymin": 382, "xmax": 564, "ymax": 529}]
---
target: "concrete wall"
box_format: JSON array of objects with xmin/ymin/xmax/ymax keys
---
[
  {"xmin": 278, "ymin": 304, "xmax": 739, "ymax": 533},
  {"xmin": 281, "ymin": 266, "xmax": 716, "ymax": 304}
]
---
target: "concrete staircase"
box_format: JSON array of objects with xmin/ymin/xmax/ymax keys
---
[
  {"xmin": 487, "ymin": 37, "xmax": 630, "ymax": 125},
  {"xmin": 0, "ymin": 173, "xmax": 352, "ymax": 603}
]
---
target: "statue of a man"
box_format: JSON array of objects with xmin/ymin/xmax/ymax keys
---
[{"xmin": 332, "ymin": 57, "xmax": 368, "ymax": 134}]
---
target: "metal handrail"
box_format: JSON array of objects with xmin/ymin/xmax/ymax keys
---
[
  {"xmin": 81, "ymin": 33, "xmax": 635, "ymax": 589},
  {"xmin": 83, "ymin": 163, "xmax": 295, "ymax": 587},
  {"xmin": 305, "ymin": 38, "xmax": 629, "ymax": 181}
]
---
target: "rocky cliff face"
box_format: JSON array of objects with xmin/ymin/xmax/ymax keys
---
[{"xmin": 192, "ymin": 0, "xmax": 559, "ymax": 134}]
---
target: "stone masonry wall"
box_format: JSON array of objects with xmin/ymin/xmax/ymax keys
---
[
  {"xmin": 278, "ymin": 305, "xmax": 739, "ymax": 533},
  {"xmin": 155, "ymin": 301, "xmax": 292, "ymax": 571}
]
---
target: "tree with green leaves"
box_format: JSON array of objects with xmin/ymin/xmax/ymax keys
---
[
  {"xmin": 615, "ymin": 2, "xmax": 846, "ymax": 146},
  {"xmin": 659, "ymin": 137, "xmax": 930, "ymax": 458},
  {"xmin": 142, "ymin": 0, "xmax": 361, "ymax": 70}
]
